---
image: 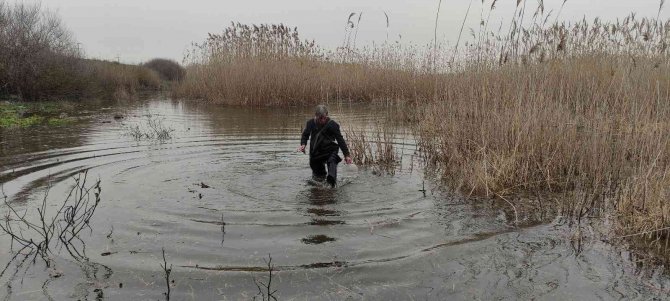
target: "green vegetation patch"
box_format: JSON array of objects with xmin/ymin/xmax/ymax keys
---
[
  {"xmin": 0, "ymin": 102, "xmax": 74, "ymax": 128},
  {"xmin": 47, "ymin": 117, "xmax": 76, "ymax": 126}
]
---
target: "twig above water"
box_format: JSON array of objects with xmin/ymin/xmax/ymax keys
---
[
  {"xmin": 160, "ymin": 247, "xmax": 173, "ymax": 301},
  {"xmin": 0, "ymin": 171, "xmax": 102, "ymax": 268},
  {"xmin": 253, "ymin": 254, "xmax": 278, "ymax": 301}
]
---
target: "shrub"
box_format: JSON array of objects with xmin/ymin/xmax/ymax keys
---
[
  {"xmin": 0, "ymin": 2, "xmax": 162, "ymax": 101},
  {"xmin": 0, "ymin": 1, "xmax": 83, "ymax": 100},
  {"xmin": 144, "ymin": 58, "xmax": 186, "ymax": 82}
]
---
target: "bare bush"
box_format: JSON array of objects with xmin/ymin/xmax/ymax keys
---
[
  {"xmin": 144, "ymin": 58, "xmax": 186, "ymax": 82},
  {"xmin": 0, "ymin": 171, "xmax": 102, "ymax": 272},
  {"xmin": 0, "ymin": 2, "xmax": 161, "ymax": 101},
  {"xmin": 0, "ymin": 1, "xmax": 83, "ymax": 100},
  {"xmin": 86, "ymin": 59, "xmax": 161, "ymax": 99}
]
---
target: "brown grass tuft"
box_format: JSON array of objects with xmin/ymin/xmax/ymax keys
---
[{"xmin": 345, "ymin": 126, "xmax": 398, "ymax": 173}]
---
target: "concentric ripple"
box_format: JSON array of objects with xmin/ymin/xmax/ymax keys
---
[{"xmin": 0, "ymin": 99, "xmax": 668, "ymax": 300}]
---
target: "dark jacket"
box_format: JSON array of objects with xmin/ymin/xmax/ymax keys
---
[{"xmin": 301, "ymin": 118, "xmax": 350, "ymax": 161}]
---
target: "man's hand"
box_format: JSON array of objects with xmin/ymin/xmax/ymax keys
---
[
  {"xmin": 297, "ymin": 145, "xmax": 306, "ymax": 153},
  {"xmin": 345, "ymin": 156, "xmax": 353, "ymax": 164}
]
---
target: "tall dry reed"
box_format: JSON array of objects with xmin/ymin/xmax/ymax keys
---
[
  {"xmin": 345, "ymin": 126, "xmax": 398, "ymax": 173},
  {"xmin": 173, "ymin": 23, "xmax": 439, "ymax": 105},
  {"xmin": 418, "ymin": 12, "xmax": 670, "ymax": 244}
]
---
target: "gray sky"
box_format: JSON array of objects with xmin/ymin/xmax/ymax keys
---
[{"xmin": 12, "ymin": 0, "xmax": 670, "ymax": 63}]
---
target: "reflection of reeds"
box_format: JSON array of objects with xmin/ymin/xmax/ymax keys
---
[{"xmin": 345, "ymin": 127, "xmax": 397, "ymax": 173}]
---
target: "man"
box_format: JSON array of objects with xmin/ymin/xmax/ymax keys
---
[{"xmin": 298, "ymin": 105, "xmax": 353, "ymax": 187}]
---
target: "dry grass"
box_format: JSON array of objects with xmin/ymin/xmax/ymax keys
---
[
  {"xmin": 85, "ymin": 59, "xmax": 161, "ymax": 100},
  {"xmin": 345, "ymin": 127, "xmax": 398, "ymax": 173},
  {"xmin": 417, "ymin": 11, "xmax": 670, "ymax": 243},
  {"xmin": 173, "ymin": 23, "xmax": 438, "ymax": 105},
  {"xmin": 174, "ymin": 59, "xmax": 435, "ymax": 105},
  {"xmin": 419, "ymin": 56, "xmax": 669, "ymax": 231}
]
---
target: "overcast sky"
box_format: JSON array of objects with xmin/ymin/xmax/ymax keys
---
[{"xmin": 10, "ymin": 0, "xmax": 669, "ymax": 63}]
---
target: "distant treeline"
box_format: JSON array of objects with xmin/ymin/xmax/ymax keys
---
[{"xmin": 0, "ymin": 2, "xmax": 185, "ymax": 101}]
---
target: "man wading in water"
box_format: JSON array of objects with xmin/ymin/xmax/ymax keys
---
[{"xmin": 298, "ymin": 105, "xmax": 353, "ymax": 187}]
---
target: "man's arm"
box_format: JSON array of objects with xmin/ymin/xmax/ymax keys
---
[
  {"xmin": 298, "ymin": 120, "xmax": 312, "ymax": 153},
  {"xmin": 332, "ymin": 122, "xmax": 350, "ymax": 158},
  {"xmin": 301, "ymin": 120, "xmax": 311, "ymax": 146}
]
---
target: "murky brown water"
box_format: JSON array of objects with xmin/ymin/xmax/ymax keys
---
[{"xmin": 1, "ymin": 99, "xmax": 669, "ymax": 300}]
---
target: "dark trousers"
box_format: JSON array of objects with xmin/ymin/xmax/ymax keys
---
[{"xmin": 310, "ymin": 152, "xmax": 341, "ymax": 182}]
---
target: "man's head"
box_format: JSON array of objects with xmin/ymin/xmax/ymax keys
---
[{"xmin": 314, "ymin": 105, "xmax": 329, "ymax": 125}]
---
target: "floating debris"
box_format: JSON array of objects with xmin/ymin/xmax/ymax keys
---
[
  {"xmin": 48, "ymin": 268, "xmax": 63, "ymax": 278},
  {"xmin": 301, "ymin": 234, "xmax": 336, "ymax": 245}
]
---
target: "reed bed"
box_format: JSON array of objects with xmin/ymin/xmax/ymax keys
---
[
  {"xmin": 419, "ymin": 56, "xmax": 669, "ymax": 229},
  {"xmin": 173, "ymin": 23, "xmax": 439, "ymax": 105},
  {"xmin": 418, "ymin": 12, "xmax": 670, "ymax": 245},
  {"xmin": 177, "ymin": 5, "xmax": 670, "ymax": 252}
]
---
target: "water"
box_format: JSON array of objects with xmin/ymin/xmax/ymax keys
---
[{"xmin": 0, "ymin": 99, "xmax": 668, "ymax": 300}]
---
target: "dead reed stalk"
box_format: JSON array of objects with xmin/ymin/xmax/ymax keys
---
[
  {"xmin": 345, "ymin": 126, "xmax": 398, "ymax": 173},
  {"xmin": 160, "ymin": 247, "xmax": 173, "ymax": 301}
]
